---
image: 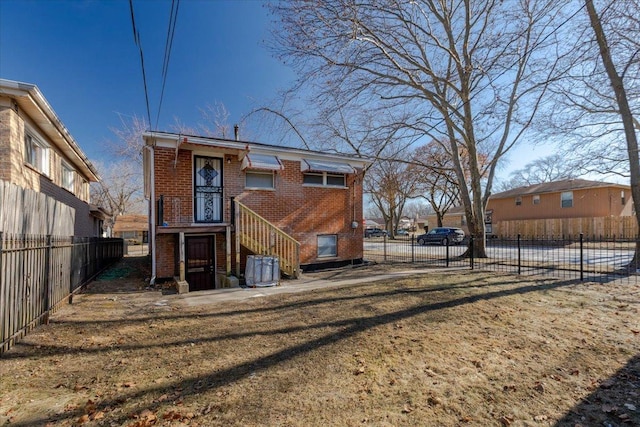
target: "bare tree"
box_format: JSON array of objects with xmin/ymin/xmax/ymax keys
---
[
  {"xmin": 364, "ymin": 153, "xmax": 420, "ymax": 237},
  {"xmin": 270, "ymin": 0, "xmax": 566, "ymax": 256},
  {"xmin": 412, "ymin": 141, "xmax": 461, "ymax": 227},
  {"xmin": 108, "ymin": 113, "xmax": 148, "ymax": 160},
  {"xmin": 90, "ymin": 160, "xmax": 146, "ymax": 233},
  {"xmin": 583, "ymin": 0, "xmax": 640, "ymax": 263},
  {"xmin": 197, "ymin": 102, "xmax": 233, "ymax": 138},
  {"xmin": 497, "ymin": 154, "xmax": 580, "ymax": 191},
  {"xmin": 541, "ymin": 1, "xmax": 639, "ymax": 177}
]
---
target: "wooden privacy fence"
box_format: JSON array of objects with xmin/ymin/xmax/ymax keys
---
[
  {"xmin": 0, "ymin": 180, "xmax": 74, "ymax": 235},
  {"xmin": 0, "ymin": 234, "xmax": 124, "ymax": 354},
  {"xmin": 494, "ymin": 216, "xmax": 638, "ymax": 239}
]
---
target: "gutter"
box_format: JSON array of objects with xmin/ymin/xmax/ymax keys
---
[{"xmin": 145, "ymin": 144, "xmax": 157, "ymax": 284}]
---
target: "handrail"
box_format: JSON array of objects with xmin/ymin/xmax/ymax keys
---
[{"xmin": 235, "ymin": 200, "xmax": 300, "ymax": 278}]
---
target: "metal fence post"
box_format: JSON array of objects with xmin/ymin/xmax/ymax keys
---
[
  {"xmin": 383, "ymin": 233, "xmax": 387, "ymax": 262},
  {"xmin": 517, "ymin": 234, "xmax": 521, "ymax": 275},
  {"xmin": 469, "ymin": 236, "xmax": 474, "ymax": 270},
  {"xmin": 580, "ymin": 233, "xmax": 584, "ymax": 281},
  {"xmin": 411, "ymin": 234, "xmax": 415, "ymax": 263},
  {"xmin": 446, "ymin": 237, "xmax": 450, "ymax": 268}
]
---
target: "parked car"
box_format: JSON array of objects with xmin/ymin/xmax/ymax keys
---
[
  {"xmin": 395, "ymin": 229, "xmax": 409, "ymax": 236},
  {"xmin": 416, "ymin": 227, "xmax": 465, "ymax": 245},
  {"xmin": 364, "ymin": 227, "xmax": 387, "ymax": 238}
]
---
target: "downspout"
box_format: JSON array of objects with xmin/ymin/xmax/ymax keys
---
[{"xmin": 146, "ymin": 144, "xmax": 157, "ymax": 284}]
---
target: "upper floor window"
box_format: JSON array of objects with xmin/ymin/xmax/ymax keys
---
[
  {"xmin": 515, "ymin": 196, "xmax": 522, "ymax": 206},
  {"xmin": 532, "ymin": 195, "xmax": 540, "ymax": 205},
  {"xmin": 246, "ymin": 170, "xmax": 275, "ymax": 189},
  {"xmin": 621, "ymin": 190, "xmax": 626, "ymax": 205},
  {"xmin": 561, "ymin": 191, "xmax": 573, "ymax": 208},
  {"xmin": 24, "ymin": 134, "xmax": 50, "ymax": 175},
  {"xmin": 62, "ymin": 162, "xmax": 74, "ymax": 192},
  {"xmin": 303, "ymin": 172, "xmax": 346, "ymax": 187},
  {"xmin": 301, "ymin": 158, "xmax": 352, "ymax": 188}
]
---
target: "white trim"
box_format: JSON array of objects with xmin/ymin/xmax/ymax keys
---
[{"xmin": 143, "ymin": 131, "xmax": 369, "ymax": 170}]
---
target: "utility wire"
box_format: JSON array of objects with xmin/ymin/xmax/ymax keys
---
[
  {"xmin": 128, "ymin": 0, "xmax": 152, "ymax": 128},
  {"xmin": 156, "ymin": 0, "xmax": 181, "ymax": 129}
]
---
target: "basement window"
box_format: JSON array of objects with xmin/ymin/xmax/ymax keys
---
[{"xmin": 317, "ymin": 235, "xmax": 337, "ymax": 258}]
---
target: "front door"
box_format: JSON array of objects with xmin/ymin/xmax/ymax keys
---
[{"xmin": 186, "ymin": 235, "xmax": 216, "ymax": 291}]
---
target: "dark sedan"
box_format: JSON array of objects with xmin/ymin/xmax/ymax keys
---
[{"xmin": 416, "ymin": 227, "xmax": 465, "ymax": 245}]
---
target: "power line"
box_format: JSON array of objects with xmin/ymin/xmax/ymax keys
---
[
  {"xmin": 128, "ymin": 0, "xmax": 152, "ymax": 128},
  {"xmin": 156, "ymin": 0, "xmax": 181, "ymax": 129}
]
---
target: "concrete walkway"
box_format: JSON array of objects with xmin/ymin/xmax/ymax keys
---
[{"xmin": 171, "ymin": 266, "xmax": 466, "ymax": 307}]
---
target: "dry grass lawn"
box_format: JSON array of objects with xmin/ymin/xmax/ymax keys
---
[{"xmin": 1, "ymin": 258, "xmax": 639, "ymax": 427}]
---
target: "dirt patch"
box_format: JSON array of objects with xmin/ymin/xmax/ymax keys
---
[{"xmin": 1, "ymin": 258, "xmax": 639, "ymax": 427}]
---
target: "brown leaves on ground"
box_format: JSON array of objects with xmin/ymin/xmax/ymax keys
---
[{"xmin": 1, "ymin": 262, "xmax": 639, "ymax": 426}]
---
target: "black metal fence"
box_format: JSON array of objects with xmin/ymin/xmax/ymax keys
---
[
  {"xmin": 0, "ymin": 234, "xmax": 124, "ymax": 354},
  {"xmin": 364, "ymin": 234, "xmax": 639, "ymax": 283}
]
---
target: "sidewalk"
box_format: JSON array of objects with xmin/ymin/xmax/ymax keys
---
[{"xmin": 171, "ymin": 265, "xmax": 466, "ymax": 307}]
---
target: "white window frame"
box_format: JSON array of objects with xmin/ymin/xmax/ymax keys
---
[
  {"xmin": 532, "ymin": 195, "xmax": 540, "ymax": 205},
  {"xmin": 515, "ymin": 196, "xmax": 522, "ymax": 206},
  {"xmin": 24, "ymin": 133, "xmax": 50, "ymax": 176},
  {"xmin": 245, "ymin": 170, "xmax": 275, "ymax": 190},
  {"xmin": 62, "ymin": 162, "xmax": 74, "ymax": 192},
  {"xmin": 317, "ymin": 234, "xmax": 337, "ymax": 258},
  {"xmin": 561, "ymin": 191, "xmax": 573, "ymax": 208},
  {"xmin": 303, "ymin": 172, "xmax": 346, "ymax": 187}
]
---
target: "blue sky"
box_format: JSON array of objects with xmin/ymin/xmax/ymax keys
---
[{"xmin": 0, "ymin": 0, "xmax": 295, "ymax": 162}]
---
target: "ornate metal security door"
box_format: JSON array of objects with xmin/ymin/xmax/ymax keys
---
[{"xmin": 194, "ymin": 156, "xmax": 223, "ymax": 223}]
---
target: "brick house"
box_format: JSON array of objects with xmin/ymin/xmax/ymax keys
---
[
  {"xmin": 0, "ymin": 79, "xmax": 104, "ymax": 236},
  {"xmin": 113, "ymin": 214, "xmax": 148, "ymax": 243},
  {"xmin": 143, "ymin": 131, "xmax": 368, "ymax": 291},
  {"xmin": 486, "ymin": 179, "xmax": 633, "ymax": 237}
]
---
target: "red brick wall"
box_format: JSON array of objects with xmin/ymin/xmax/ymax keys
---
[{"xmin": 152, "ymin": 147, "xmax": 364, "ymax": 278}]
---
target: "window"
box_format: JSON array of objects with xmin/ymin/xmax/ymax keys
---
[
  {"xmin": 317, "ymin": 235, "xmax": 337, "ymax": 258},
  {"xmin": 24, "ymin": 133, "xmax": 50, "ymax": 175},
  {"xmin": 326, "ymin": 173, "xmax": 346, "ymax": 187},
  {"xmin": 622, "ymin": 190, "xmax": 626, "ymax": 205},
  {"xmin": 532, "ymin": 195, "xmax": 540, "ymax": 205},
  {"xmin": 303, "ymin": 173, "xmax": 324, "ymax": 185},
  {"xmin": 303, "ymin": 172, "xmax": 346, "ymax": 187},
  {"xmin": 515, "ymin": 196, "xmax": 522, "ymax": 206},
  {"xmin": 62, "ymin": 163, "xmax": 74, "ymax": 192},
  {"xmin": 245, "ymin": 170, "xmax": 274, "ymax": 189},
  {"xmin": 561, "ymin": 191, "xmax": 573, "ymax": 208}
]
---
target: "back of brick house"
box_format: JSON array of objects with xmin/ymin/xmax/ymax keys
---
[{"xmin": 143, "ymin": 131, "xmax": 368, "ymax": 292}]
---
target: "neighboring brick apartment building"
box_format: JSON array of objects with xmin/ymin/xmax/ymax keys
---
[
  {"xmin": 143, "ymin": 131, "xmax": 368, "ymax": 291},
  {"xmin": 422, "ymin": 179, "xmax": 633, "ymax": 237},
  {"xmin": 487, "ymin": 179, "xmax": 632, "ymax": 221},
  {"xmin": 0, "ymin": 79, "xmax": 104, "ymax": 236}
]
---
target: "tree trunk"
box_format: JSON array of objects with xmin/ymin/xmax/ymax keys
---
[{"xmin": 586, "ymin": 0, "xmax": 640, "ymax": 271}]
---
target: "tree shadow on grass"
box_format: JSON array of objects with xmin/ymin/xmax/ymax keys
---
[
  {"xmin": 555, "ymin": 353, "xmax": 640, "ymax": 426},
  {"xmin": 2, "ymin": 275, "xmax": 565, "ymax": 361},
  {"xmin": 5, "ymin": 275, "xmax": 605, "ymax": 427}
]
